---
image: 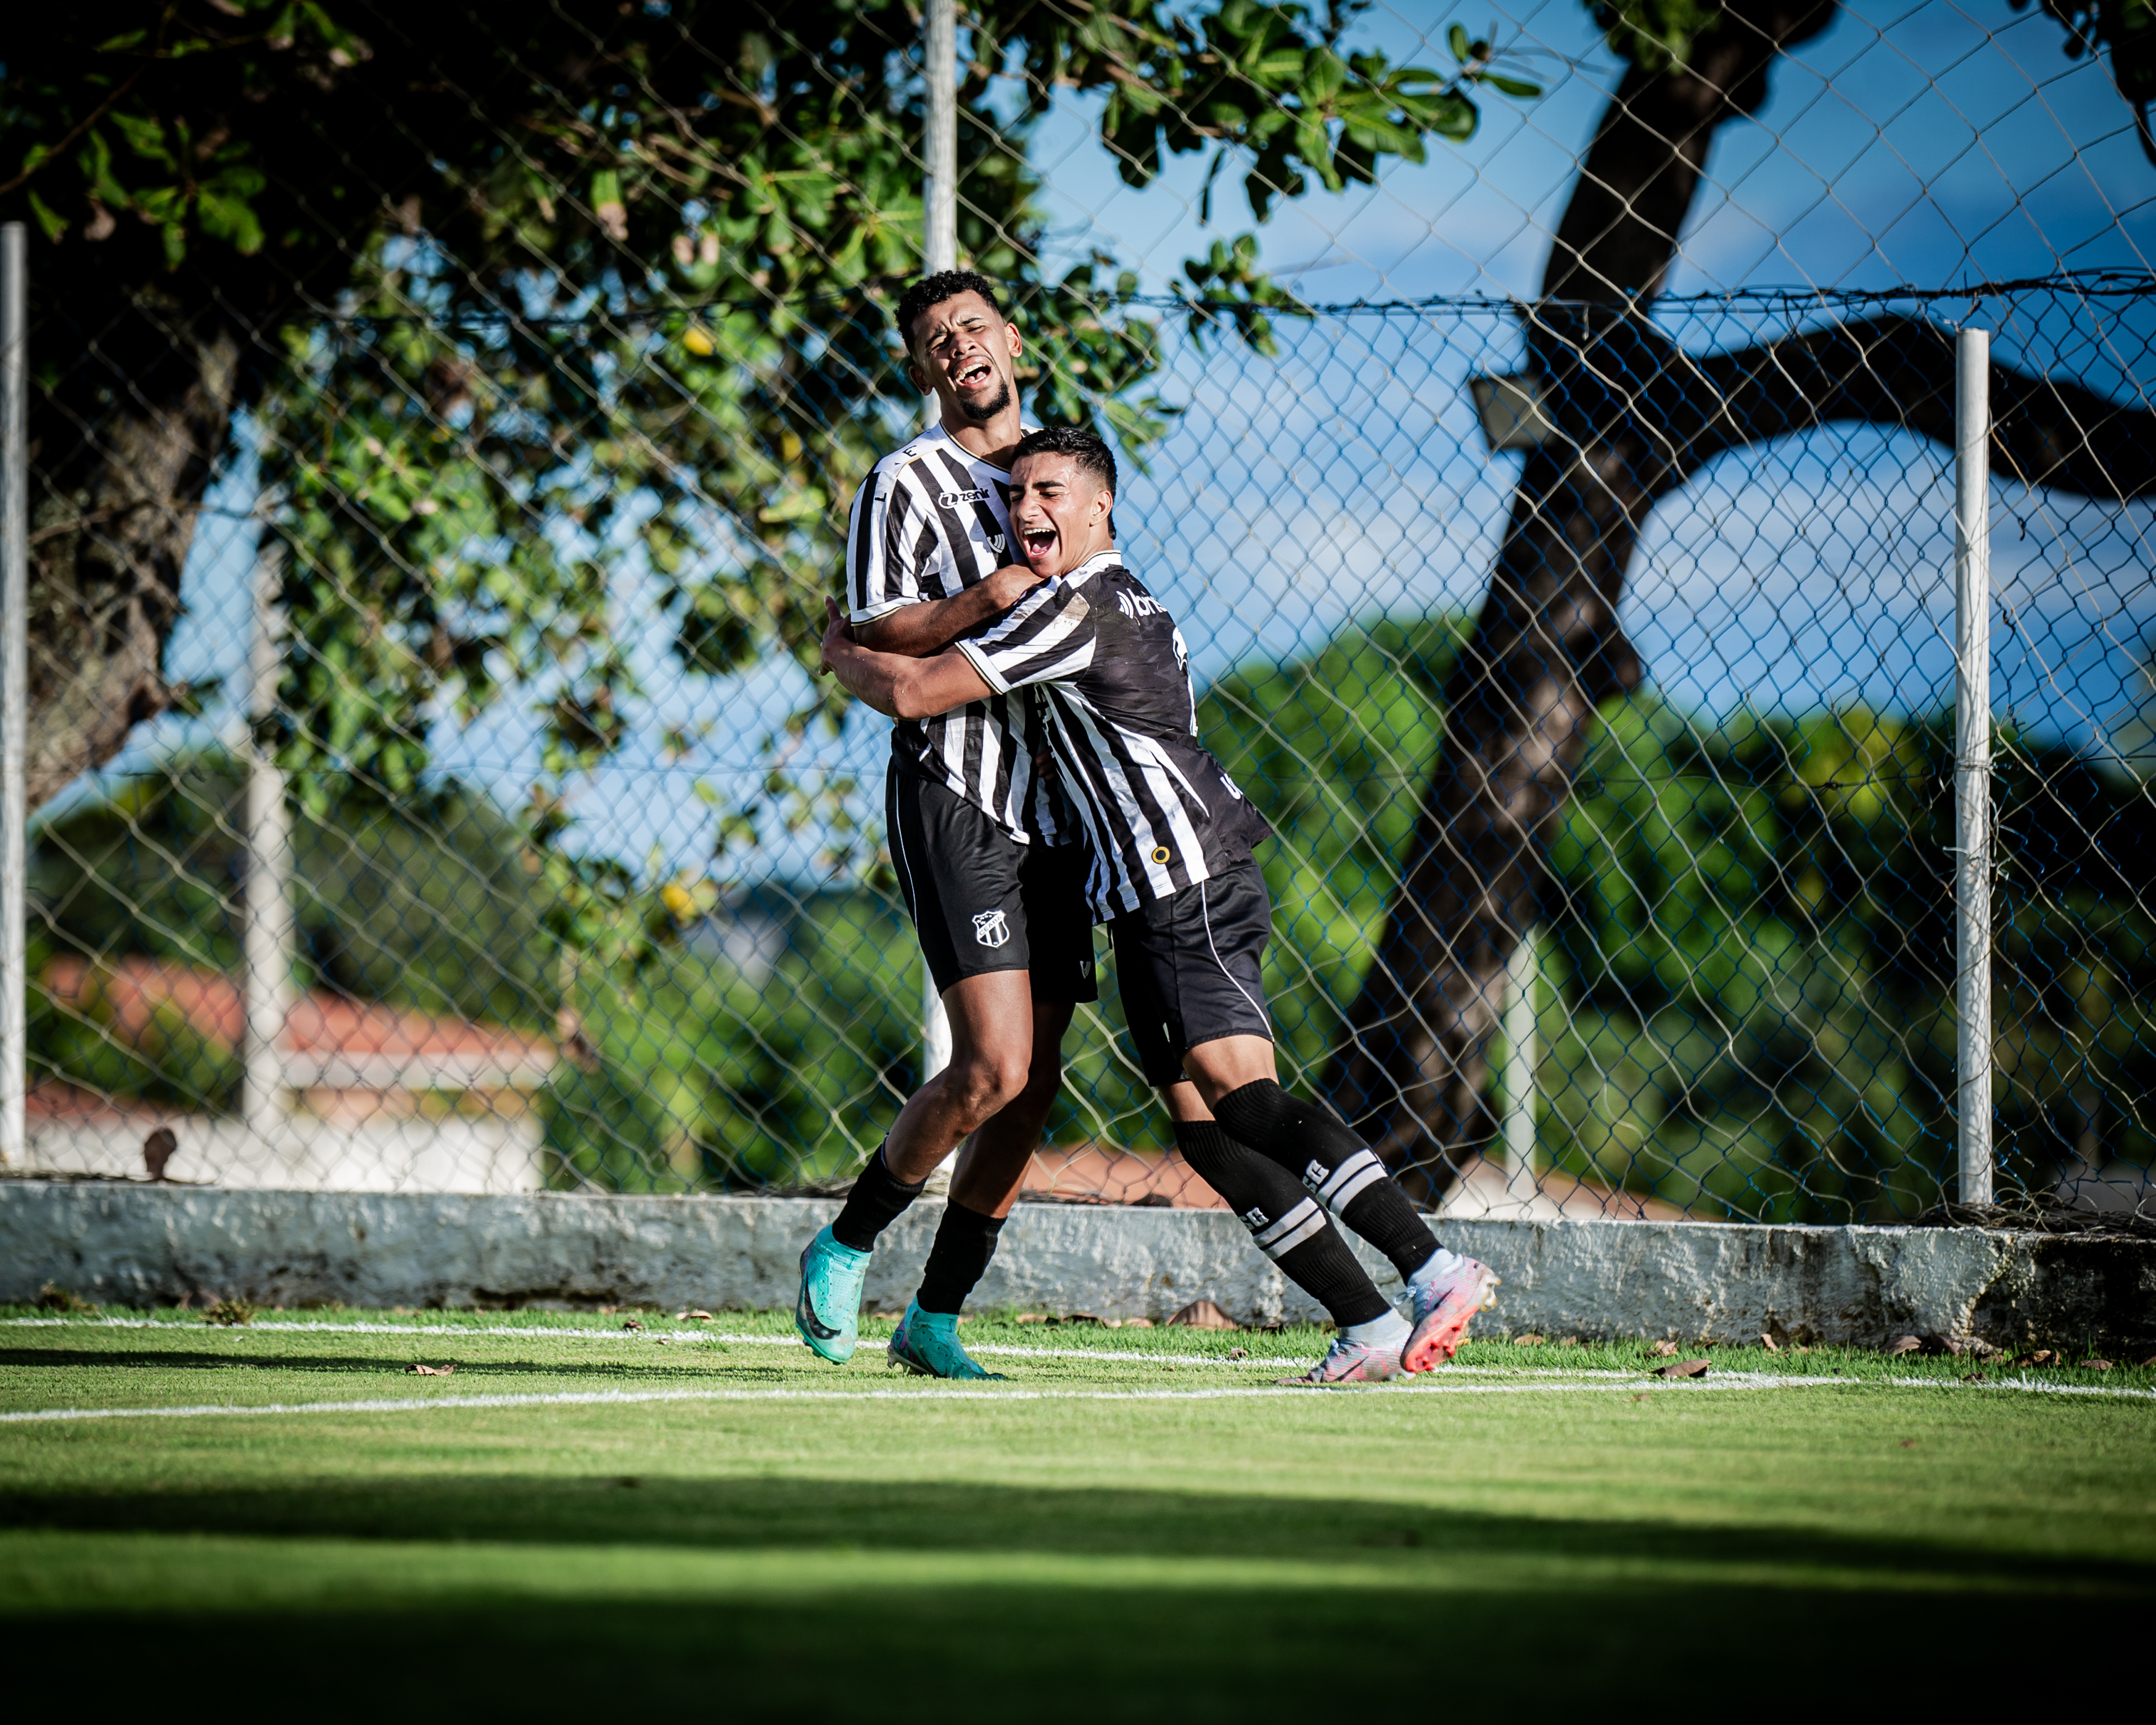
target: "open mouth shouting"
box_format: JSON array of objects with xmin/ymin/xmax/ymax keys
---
[
  {"xmin": 946, "ymin": 352, "xmax": 1011, "ymax": 422},
  {"xmin": 1006, "ymin": 447, "xmax": 1114, "ymax": 578}
]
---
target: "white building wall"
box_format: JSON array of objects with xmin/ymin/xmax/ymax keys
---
[{"xmin": 24, "ymin": 1113, "xmax": 546, "ymax": 1194}]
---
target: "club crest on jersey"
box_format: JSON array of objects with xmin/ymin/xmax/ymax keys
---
[
  {"xmin": 972, "ymin": 909, "xmax": 1011, "ymax": 949},
  {"xmin": 939, "ymin": 487, "xmax": 992, "ymax": 508}
]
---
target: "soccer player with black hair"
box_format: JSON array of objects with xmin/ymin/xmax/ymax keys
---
[
  {"xmin": 792, "ymin": 271, "xmax": 1095, "ymax": 1381},
  {"xmin": 818, "ymin": 424, "xmax": 1500, "ymax": 1383}
]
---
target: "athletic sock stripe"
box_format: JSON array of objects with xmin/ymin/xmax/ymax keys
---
[
  {"xmin": 1256, "ymin": 1209, "xmax": 1331, "ymax": 1260},
  {"xmin": 1250, "ymin": 1197, "xmax": 1322, "ymax": 1251},
  {"xmin": 1318, "ymin": 1151, "xmax": 1385, "ymax": 1211},
  {"xmin": 1324, "ymin": 1164, "xmax": 1386, "ymax": 1213}
]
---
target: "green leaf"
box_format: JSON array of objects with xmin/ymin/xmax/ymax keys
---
[
  {"xmin": 25, "ymin": 191, "xmax": 67, "ymax": 243},
  {"xmin": 109, "ymin": 110, "xmax": 175, "ymax": 167}
]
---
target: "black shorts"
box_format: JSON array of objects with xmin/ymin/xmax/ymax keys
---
[
  {"xmin": 887, "ymin": 765, "xmax": 1098, "ymax": 1003},
  {"xmin": 1109, "ymin": 857, "xmax": 1274, "ymax": 1089}
]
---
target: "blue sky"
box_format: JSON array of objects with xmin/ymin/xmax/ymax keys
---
[{"xmin": 123, "ymin": 0, "xmax": 2156, "ymax": 878}]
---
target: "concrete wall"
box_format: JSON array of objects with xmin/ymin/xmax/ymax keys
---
[{"xmin": 3, "ymin": 1181, "xmax": 2150, "ymax": 1351}]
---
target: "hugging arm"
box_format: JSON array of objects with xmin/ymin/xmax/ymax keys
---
[
  {"xmin": 854, "ymin": 564, "xmax": 1042, "ymax": 657},
  {"xmin": 820, "ymin": 599, "xmax": 995, "ymax": 720}
]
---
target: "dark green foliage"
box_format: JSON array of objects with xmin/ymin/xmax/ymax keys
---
[
  {"xmin": 30, "ymin": 753, "xmax": 552, "ymax": 1023},
  {"xmin": 1545, "ymin": 702, "xmax": 1957, "ymax": 1221},
  {"xmin": 545, "ymin": 891, "xmax": 923, "ymax": 1193},
  {"xmin": 1199, "ymin": 616, "xmax": 1468, "ymax": 1082},
  {"xmin": 1, "ymin": 0, "xmax": 1528, "ymax": 807},
  {"xmin": 38, "ymin": 645, "xmax": 2156, "ymax": 1213},
  {"xmin": 1203, "ymin": 625, "xmax": 2156, "ymax": 1224}
]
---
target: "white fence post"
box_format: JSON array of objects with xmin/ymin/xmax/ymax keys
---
[
  {"xmin": 0, "ymin": 223, "xmax": 27, "ymax": 1170},
  {"xmin": 924, "ymin": 0, "xmax": 957, "ymax": 278},
  {"xmin": 1500, "ymin": 926, "xmax": 1538, "ymax": 1204},
  {"xmin": 241, "ymin": 535, "xmax": 295, "ymax": 1148},
  {"xmin": 919, "ymin": 0, "xmax": 958, "ymax": 1089},
  {"xmin": 1954, "ymin": 327, "xmax": 1994, "ymax": 1207}
]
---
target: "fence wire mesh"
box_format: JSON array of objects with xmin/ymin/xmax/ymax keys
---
[{"xmin": 4, "ymin": 1, "xmax": 2154, "ymax": 1223}]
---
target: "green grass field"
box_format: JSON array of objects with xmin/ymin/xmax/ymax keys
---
[{"xmin": 2, "ymin": 1306, "xmax": 2150, "ymax": 1717}]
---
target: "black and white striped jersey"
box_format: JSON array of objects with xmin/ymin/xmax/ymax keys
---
[
  {"xmin": 955, "ymin": 550, "xmax": 1273, "ymax": 918},
  {"xmin": 846, "ymin": 424, "xmax": 1063, "ymax": 842}
]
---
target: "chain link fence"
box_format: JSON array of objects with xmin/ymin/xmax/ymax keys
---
[{"xmin": 4, "ymin": 1, "xmax": 2153, "ymax": 1222}]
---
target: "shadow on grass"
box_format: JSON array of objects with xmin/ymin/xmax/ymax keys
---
[
  {"xmin": 0, "ymin": 1348, "xmax": 781, "ymax": 1383},
  {"xmin": 1, "ymin": 1572, "xmax": 2121, "ymax": 1718},
  {"xmin": 6, "ymin": 1473, "xmax": 2151, "ymax": 1595}
]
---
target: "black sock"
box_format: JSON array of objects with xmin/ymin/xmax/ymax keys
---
[
  {"xmin": 916, "ymin": 1200, "xmax": 1005, "ymax": 1315},
  {"xmin": 831, "ymin": 1141, "xmax": 927, "ymax": 1253},
  {"xmin": 1174, "ymin": 1120, "xmax": 1392, "ymax": 1328},
  {"xmin": 1212, "ymin": 1082, "xmax": 1441, "ymax": 1281}
]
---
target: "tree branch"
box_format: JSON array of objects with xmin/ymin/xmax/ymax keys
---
[
  {"xmin": 1324, "ymin": 298, "xmax": 2156, "ymax": 1185},
  {"xmin": 1687, "ymin": 315, "xmax": 2156, "ymax": 501}
]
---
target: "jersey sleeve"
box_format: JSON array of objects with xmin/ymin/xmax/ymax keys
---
[
  {"xmin": 957, "ymin": 578, "xmax": 1097, "ymax": 693},
  {"xmin": 846, "ymin": 466, "xmax": 925, "ymax": 626}
]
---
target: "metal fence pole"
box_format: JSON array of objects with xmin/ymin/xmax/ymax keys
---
[
  {"xmin": 0, "ymin": 224, "xmax": 27, "ymax": 1170},
  {"xmin": 924, "ymin": 0, "xmax": 957, "ymax": 277},
  {"xmin": 1500, "ymin": 926, "xmax": 1537, "ymax": 1205},
  {"xmin": 241, "ymin": 536, "xmax": 294, "ymax": 1149},
  {"xmin": 1954, "ymin": 327, "xmax": 1994, "ymax": 1207},
  {"xmin": 919, "ymin": 0, "xmax": 958, "ymax": 1087}
]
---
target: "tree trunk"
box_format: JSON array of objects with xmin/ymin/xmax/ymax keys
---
[
  {"xmin": 1330, "ymin": 297, "xmax": 2156, "ymax": 1195},
  {"xmin": 25, "ymin": 288, "xmax": 242, "ymax": 812},
  {"xmin": 1322, "ymin": 1, "xmax": 1841, "ymax": 1187}
]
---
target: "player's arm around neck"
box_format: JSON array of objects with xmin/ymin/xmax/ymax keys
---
[
  {"xmin": 854, "ymin": 563, "xmax": 1043, "ymax": 657},
  {"xmin": 821, "ymin": 599, "xmax": 994, "ymax": 721}
]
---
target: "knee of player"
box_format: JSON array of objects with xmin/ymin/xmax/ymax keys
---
[
  {"xmin": 947, "ymin": 1050, "xmax": 1031, "ymax": 1117},
  {"xmin": 988, "ymin": 1048, "xmax": 1037, "ymax": 1108}
]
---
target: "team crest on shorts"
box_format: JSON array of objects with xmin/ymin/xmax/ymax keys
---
[{"xmin": 972, "ymin": 909, "xmax": 1011, "ymax": 949}]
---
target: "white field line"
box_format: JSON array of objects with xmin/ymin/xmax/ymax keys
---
[
  {"xmin": 0, "ymin": 1319, "xmax": 1941, "ymax": 1381},
  {"xmin": 0, "ymin": 1316, "xmax": 1582, "ymax": 1374},
  {"xmin": 0, "ymin": 1375, "xmax": 1906, "ymax": 1425},
  {"xmin": 1, "ymin": 1372, "xmax": 2150, "ymax": 1426},
  {"xmin": 3, "ymin": 1318, "xmax": 2147, "ymax": 1402},
  {"xmin": 1, "ymin": 1315, "xmax": 1287, "ymax": 1367}
]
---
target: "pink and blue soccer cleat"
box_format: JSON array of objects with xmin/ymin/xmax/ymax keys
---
[
  {"xmin": 1282, "ymin": 1333, "xmax": 1404, "ymax": 1386},
  {"xmin": 1401, "ymin": 1251, "xmax": 1500, "ymax": 1372}
]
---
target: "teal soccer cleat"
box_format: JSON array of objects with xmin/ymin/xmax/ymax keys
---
[
  {"xmin": 794, "ymin": 1225, "xmax": 872, "ymax": 1364},
  {"xmin": 887, "ymin": 1300, "xmax": 1005, "ymax": 1380}
]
